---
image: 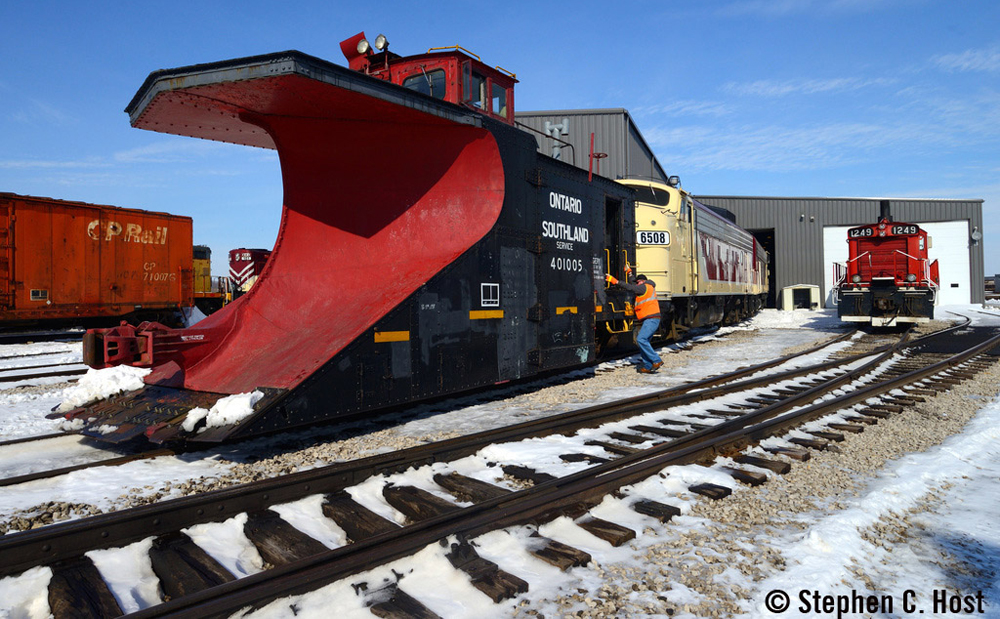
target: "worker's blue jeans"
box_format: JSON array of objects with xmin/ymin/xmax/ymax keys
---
[{"xmin": 636, "ymin": 318, "xmax": 662, "ymax": 370}]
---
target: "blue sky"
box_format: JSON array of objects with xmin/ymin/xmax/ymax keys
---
[{"xmin": 2, "ymin": 0, "xmax": 998, "ymax": 275}]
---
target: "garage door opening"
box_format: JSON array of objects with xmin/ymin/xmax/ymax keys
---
[{"xmin": 751, "ymin": 228, "xmax": 776, "ymax": 308}]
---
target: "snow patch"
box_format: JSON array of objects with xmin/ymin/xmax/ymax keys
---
[
  {"xmin": 56, "ymin": 366, "xmax": 151, "ymax": 412},
  {"xmin": 182, "ymin": 305, "xmax": 208, "ymax": 326},
  {"xmin": 181, "ymin": 390, "xmax": 264, "ymax": 432},
  {"xmin": 0, "ymin": 565, "xmax": 52, "ymax": 619}
]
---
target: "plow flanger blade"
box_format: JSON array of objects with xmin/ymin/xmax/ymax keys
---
[{"xmin": 127, "ymin": 52, "xmax": 505, "ymax": 398}]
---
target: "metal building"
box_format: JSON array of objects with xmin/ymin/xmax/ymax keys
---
[
  {"xmin": 516, "ymin": 109, "xmax": 986, "ymax": 310},
  {"xmin": 515, "ymin": 109, "xmax": 668, "ymax": 184},
  {"xmin": 696, "ymin": 196, "xmax": 985, "ymax": 308}
]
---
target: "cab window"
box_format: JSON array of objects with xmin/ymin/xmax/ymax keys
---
[
  {"xmin": 402, "ymin": 68, "xmax": 447, "ymax": 99},
  {"xmin": 466, "ymin": 71, "xmax": 486, "ymax": 109},
  {"xmin": 491, "ymin": 83, "xmax": 507, "ymax": 118}
]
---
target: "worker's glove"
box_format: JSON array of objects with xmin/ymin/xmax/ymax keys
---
[
  {"xmin": 624, "ymin": 264, "xmax": 632, "ymax": 275},
  {"xmin": 605, "ymin": 274, "xmax": 619, "ymax": 285}
]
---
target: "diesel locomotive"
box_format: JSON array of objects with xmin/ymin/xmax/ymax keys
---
[
  {"xmin": 71, "ymin": 33, "xmax": 765, "ymax": 445},
  {"xmin": 620, "ymin": 178, "xmax": 767, "ymax": 337},
  {"xmin": 834, "ymin": 209, "xmax": 939, "ymax": 326}
]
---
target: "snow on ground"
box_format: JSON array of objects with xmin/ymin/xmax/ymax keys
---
[
  {"xmin": 1, "ymin": 307, "xmax": 999, "ymax": 618},
  {"xmin": 748, "ymin": 396, "xmax": 1000, "ymax": 618}
]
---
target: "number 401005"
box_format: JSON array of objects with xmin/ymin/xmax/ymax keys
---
[{"xmin": 550, "ymin": 257, "xmax": 583, "ymax": 272}]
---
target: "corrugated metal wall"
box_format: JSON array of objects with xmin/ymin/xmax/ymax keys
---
[
  {"xmin": 515, "ymin": 109, "xmax": 668, "ymax": 183},
  {"xmin": 513, "ymin": 110, "xmax": 985, "ymax": 308},
  {"xmin": 696, "ymin": 196, "xmax": 985, "ymax": 306}
]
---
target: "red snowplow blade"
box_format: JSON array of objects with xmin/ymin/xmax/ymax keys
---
[{"xmin": 122, "ymin": 53, "xmax": 505, "ymax": 395}]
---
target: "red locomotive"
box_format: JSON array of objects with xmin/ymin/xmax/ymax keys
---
[
  {"xmin": 228, "ymin": 248, "xmax": 271, "ymax": 296},
  {"xmin": 835, "ymin": 211, "xmax": 939, "ymax": 327}
]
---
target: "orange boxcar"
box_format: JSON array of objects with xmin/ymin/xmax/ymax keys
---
[{"xmin": 0, "ymin": 193, "xmax": 193, "ymax": 326}]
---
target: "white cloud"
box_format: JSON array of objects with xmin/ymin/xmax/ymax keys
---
[
  {"xmin": 717, "ymin": 0, "xmax": 819, "ymax": 16},
  {"xmin": 722, "ymin": 77, "xmax": 895, "ymax": 97},
  {"xmin": 632, "ymin": 100, "xmax": 732, "ymax": 118},
  {"xmin": 932, "ymin": 46, "xmax": 1000, "ymax": 73},
  {"xmin": 717, "ymin": 0, "xmax": 902, "ymax": 16},
  {"xmin": 0, "ymin": 158, "xmax": 108, "ymax": 169},
  {"xmin": 9, "ymin": 98, "xmax": 73, "ymax": 126},
  {"xmin": 643, "ymin": 120, "xmax": 959, "ymax": 172},
  {"xmin": 113, "ymin": 140, "xmax": 229, "ymax": 163}
]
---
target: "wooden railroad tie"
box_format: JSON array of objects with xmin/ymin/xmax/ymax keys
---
[
  {"xmin": 48, "ymin": 556, "xmax": 122, "ymax": 618},
  {"xmin": 631, "ymin": 499, "xmax": 682, "ymax": 522},
  {"xmin": 560, "ymin": 452, "xmax": 612, "ymax": 465},
  {"xmin": 383, "ymin": 485, "xmax": 460, "ymax": 523},
  {"xmin": 433, "ymin": 472, "xmax": 512, "ymax": 503},
  {"xmin": 788, "ymin": 437, "xmax": 831, "ymax": 451},
  {"xmin": 322, "ymin": 491, "xmax": 400, "ymax": 541},
  {"xmin": 735, "ymin": 454, "xmax": 792, "ymax": 474},
  {"xmin": 807, "ymin": 430, "xmax": 845, "ymax": 442},
  {"xmin": 868, "ymin": 403, "xmax": 903, "ymax": 413},
  {"xmin": 528, "ymin": 534, "xmax": 592, "ymax": 570},
  {"xmin": 842, "ymin": 414, "xmax": 878, "ymax": 425},
  {"xmin": 629, "ymin": 424, "xmax": 688, "ymax": 438},
  {"xmin": 763, "ymin": 446, "xmax": 811, "ymax": 461},
  {"xmin": 576, "ymin": 517, "xmax": 636, "ymax": 546},
  {"xmin": 705, "ymin": 409, "xmax": 745, "ymax": 418},
  {"xmin": 721, "ymin": 466, "xmax": 768, "ymax": 486},
  {"xmin": 651, "ymin": 420, "xmax": 695, "ymax": 435},
  {"xmin": 688, "ymin": 482, "xmax": 732, "ymax": 500},
  {"xmin": 364, "ymin": 583, "xmax": 441, "ymax": 619},
  {"xmin": 608, "ymin": 431, "xmax": 654, "ymax": 444},
  {"xmin": 501, "ymin": 464, "xmax": 557, "ymax": 485},
  {"xmin": 446, "ymin": 540, "xmax": 528, "ymax": 602},
  {"xmin": 243, "ymin": 509, "xmax": 330, "ymax": 566},
  {"xmin": 827, "ymin": 423, "xmax": 865, "ymax": 434},
  {"xmin": 148, "ymin": 531, "xmax": 235, "ymax": 599},
  {"xmin": 584, "ymin": 440, "xmax": 639, "ymax": 456}
]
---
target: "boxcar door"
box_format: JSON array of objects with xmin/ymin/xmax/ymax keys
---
[{"xmin": 0, "ymin": 199, "xmax": 12, "ymax": 313}]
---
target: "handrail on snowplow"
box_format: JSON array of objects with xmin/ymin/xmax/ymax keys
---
[{"xmin": 426, "ymin": 45, "xmax": 481, "ymax": 61}]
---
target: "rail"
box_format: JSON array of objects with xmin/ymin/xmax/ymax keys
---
[
  {"xmin": 136, "ymin": 327, "xmax": 1000, "ymax": 617},
  {"xmin": 6, "ymin": 323, "xmax": 998, "ymax": 618}
]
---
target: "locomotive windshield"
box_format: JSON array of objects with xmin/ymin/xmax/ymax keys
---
[
  {"xmin": 402, "ymin": 69, "xmax": 447, "ymax": 99},
  {"xmin": 631, "ymin": 185, "xmax": 672, "ymax": 207}
]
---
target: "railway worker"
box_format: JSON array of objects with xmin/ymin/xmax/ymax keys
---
[{"xmin": 606, "ymin": 270, "xmax": 663, "ymax": 374}]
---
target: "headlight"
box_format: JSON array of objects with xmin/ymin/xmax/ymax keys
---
[
  {"xmin": 852, "ymin": 275, "xmax": 861, "ymax": 283},
  {"xmin": 906, "ymin": 273, "xmax": 916, "ymax": 282}
]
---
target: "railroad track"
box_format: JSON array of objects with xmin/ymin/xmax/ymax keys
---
[
  {"xmin": 0, "ymin": 339, "xmax": 85, "ymax": 385},
  {"xmin": 3, "ymin": 323, "xmax": 997, "ymax": 617},
  {"xmin": 0, "ymin": 361, "xmax": 88, "ymax": 385},
  {"xmin": 0, "ymin": 327, "xmax": 855, "ymax": 489},
  {"xmin": 0, "ymin": 330, "xmax": 83, "ymax": 346}
]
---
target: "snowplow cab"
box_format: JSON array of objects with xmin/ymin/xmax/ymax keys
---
[{"xmin": 340, "ymin": 32, "xmax": 517, "ymax": 125}]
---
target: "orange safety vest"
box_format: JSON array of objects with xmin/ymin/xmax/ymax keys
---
[{"xmin": 634, "ymin": 283, "xmax": 660, "ymax": 320}]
